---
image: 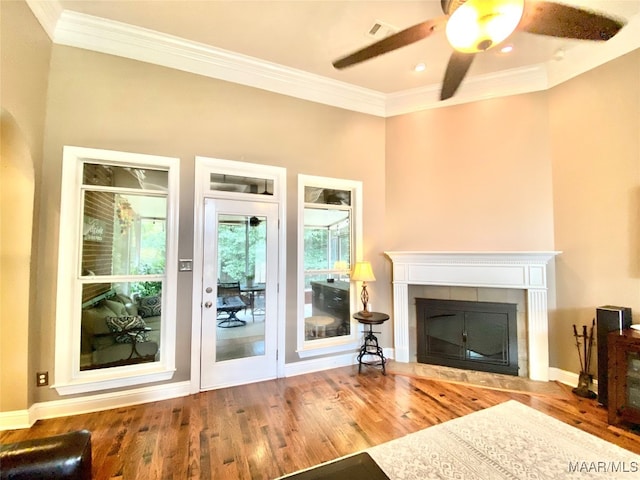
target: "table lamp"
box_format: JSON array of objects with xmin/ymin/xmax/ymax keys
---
[
  {"xmin": 333, "ymin": 260, "xmax": 349, "ymax": 281},
  {"xmin": 351, "ymin": 261, "xmax": 376, "ymax": 317}
]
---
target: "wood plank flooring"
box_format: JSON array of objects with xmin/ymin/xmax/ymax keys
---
[{"xmin": 2, "ymin": 365, "xmax": 639, "ymax": 479}]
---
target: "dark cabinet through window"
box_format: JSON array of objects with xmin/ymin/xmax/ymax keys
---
[{"xmin": 311, "ymin": 281, "xmax": 350, "ymax": 337}]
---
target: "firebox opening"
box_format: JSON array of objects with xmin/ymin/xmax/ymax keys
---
[{"xmin": 416, "ymin": 298, "xmax": 519, "ymax": 376}]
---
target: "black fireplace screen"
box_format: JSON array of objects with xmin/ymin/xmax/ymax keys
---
[{"xmin": 416, "ymin": 298, "xmax": 519, "ymax": 376}]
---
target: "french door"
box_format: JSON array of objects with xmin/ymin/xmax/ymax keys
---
[{"xmin": 200, "ymin": 198, "xmax": 279, "ymax": 389}]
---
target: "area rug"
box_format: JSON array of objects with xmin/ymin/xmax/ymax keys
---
[
  {"xmin": 280, "ymin": 401, "xmax": 640, "ymax": 479},
  {"xmin": 367, "ymin": 400, "xmax": 640, "ymax": 479}
]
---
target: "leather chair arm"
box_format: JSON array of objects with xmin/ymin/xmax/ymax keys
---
[{"xmin": 0, "ymin": 430, "xmax": 92, "ymax": 480}]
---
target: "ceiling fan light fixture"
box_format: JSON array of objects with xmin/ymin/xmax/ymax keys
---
[{"xmin": 446, "ymin": 0, "xmax": 525, "ymax": 53}]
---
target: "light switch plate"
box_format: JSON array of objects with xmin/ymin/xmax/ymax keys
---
[{"xmin": 178, "ymin": 259, "xmax": 193, "ymax": 272}]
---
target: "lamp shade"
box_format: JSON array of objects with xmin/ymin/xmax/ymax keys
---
[
  {"xmin": 333, "ymin": 260, "xmax": 349, "ymax": 271},
  {"xmin": 351, "ymin": 261, "xmax": 376, "ymax": 282}
]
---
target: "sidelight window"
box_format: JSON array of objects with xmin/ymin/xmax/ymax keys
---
[
  {"xmin": 55, "ymin": 147, "xmax": 179, "ymax": 394},
  {"xmin": 297, "ymin": 175, "xmax": 362, "ymax": 356}
]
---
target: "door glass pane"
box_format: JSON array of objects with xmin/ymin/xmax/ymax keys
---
[
  {"xmin": 627, "ymin": 352, "xmax": 640, "ymax": 409},
  {"xmin": 465, "ymin": 311, "xmax": 509, "ymax": 364},
  {"xmin": 216, "ymin": 214, "xmax": 267, "ymax": 361},
  {"xmin": 426, "ymin": 310, "xmax": 464, "ymax": 359}
]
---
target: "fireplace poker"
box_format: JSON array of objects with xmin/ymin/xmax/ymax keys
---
[
  {"xmin": 573, "ymin": 324, "xmax": 584, "ymax": 373},
  {"xmin": 585, "ymin": 318, "xmax": 595, "ymax": 374},
  {"xmin": 582, "ymin": 324, "xmax": 588, "ymax": 372}
]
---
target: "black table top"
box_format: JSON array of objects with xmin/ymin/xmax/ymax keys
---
[
  {"xmin": 280, "ymin": 452, "xmax": 389, "ymax": 480},
  {"xmin": 352, "ymin": 312, "xmax": 389, "ymax": 324}
]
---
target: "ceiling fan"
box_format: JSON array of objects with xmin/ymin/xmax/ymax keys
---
[{"xmin": 332, "ymin": 0, "xmax": 625, "ymax": 100}]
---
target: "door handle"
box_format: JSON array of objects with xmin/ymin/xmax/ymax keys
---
[{"xmin": 204, "ymin": 301, "xmax": 213, "ymax": 308}]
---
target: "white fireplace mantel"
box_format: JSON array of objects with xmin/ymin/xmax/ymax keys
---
[{"xmin": 385, "ymin": 251, "xmax": 561, "ymax": 381}]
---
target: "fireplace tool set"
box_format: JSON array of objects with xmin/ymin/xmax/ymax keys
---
[{"xmin": 572, "ymin": 319, "xmax": 596, "ymax": 398}]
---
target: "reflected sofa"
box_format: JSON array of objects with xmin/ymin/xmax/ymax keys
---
[{"xmin": 80, "ymin": 292, "xmax": 161, "ymax": 368}]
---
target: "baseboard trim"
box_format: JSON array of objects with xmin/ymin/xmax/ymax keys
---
[
  {"xmin": 284, "ymin": 352, "xmax": 358, "ymax": 377},
  {"xmin": 0, "ymin": 409, "xmax": 32, "ymax": 431},
  {"xmin": 0, "ymin": 381, "xmax": 192, "ymax": 431},
  {"xmin": 549, "ymin": 367, "xmax": 599, "ymax": 395},
  {"xmin": 283, "ymin": 347, "xmax": 395, "ymax": 377},
  {"xmin": 32, "ymin": 380, "xmax": 192, "ymax": 424}
]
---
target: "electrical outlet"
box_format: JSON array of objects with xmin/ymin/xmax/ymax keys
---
[{"xmin": 36, "ymin": 371, "xmax": 49, "ymax": 387}]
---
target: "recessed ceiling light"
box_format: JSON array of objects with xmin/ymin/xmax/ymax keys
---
[
  {"xmin": 500, "ymin": 45, "xmax": 514, "ymax": 54},
  {"xmin": 414, "ymin": 62, "xmax": 426, "ymax": 72}
]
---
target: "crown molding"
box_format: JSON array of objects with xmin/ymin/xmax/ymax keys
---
[
  {"xmin": 386, "ymin": 65, "xmax": 549, "ymax": 116},
  {"xmin": 29, "ymin": 3, "xmax": 639, "ymax": 117},
  {"xmin": 25, "ymin": 0, "xmax": 62, "ymax": 39},
  {"xmin": 53, "ymin": 10, "xmax": 387, "ymax": 117}
]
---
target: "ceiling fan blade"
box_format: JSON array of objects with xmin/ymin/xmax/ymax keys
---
[
  {"xmin": 333, "ymin": 16, "xmax": 447, "ymax": 70},
  {"xmin": 440, "ymin": 51, "xmax": 475, "ymax": 100},
  {"xmin": 518, "ymin": 1, "xmax": 624, "ymax": 41}
]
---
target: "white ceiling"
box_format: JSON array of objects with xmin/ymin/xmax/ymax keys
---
[{"xmin": 28, "ymin": 0, "xmax": 640, "ymax": 114}]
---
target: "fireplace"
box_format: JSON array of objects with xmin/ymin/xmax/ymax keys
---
[
  {"xmin": 417, "ymin": 298, "xmax": 519, "ymax": 375},
  {"xmin": 385, "ymin": 251, "xmax": 560, "ymax": 381}
]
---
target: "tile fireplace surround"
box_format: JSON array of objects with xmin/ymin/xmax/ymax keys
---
[{"xmin": 385, "ymin": 251, "xmax": 560, "ymax": 382}]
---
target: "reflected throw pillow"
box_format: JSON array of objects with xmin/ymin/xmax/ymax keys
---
[
  {"xmin": 105, "ymin": 315, "xmax": 149, "ymax": 343},
  {"xmin": 136, "ymin": 295, "xmax": 162, "ymax": 318}
]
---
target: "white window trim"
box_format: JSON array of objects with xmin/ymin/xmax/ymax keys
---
[
  {"xmin": 54, "ymin": 146, "xmax": 180, "ymax": 395},
  {"xmin": 297, "ymin": 174, "xmax": 363, "ymax": 358}
]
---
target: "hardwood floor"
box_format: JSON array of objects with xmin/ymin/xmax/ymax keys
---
[{"xmin": 1, "ymin": 365, "xmax": 639, "ymax": 479}]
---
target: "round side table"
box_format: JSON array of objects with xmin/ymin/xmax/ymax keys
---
[
  {"xmin": 353, "ymin": 311, "xmax": 390, "ymax": 375},
  {"xmin": 305, "ymin": 315, "xmax": 334, "ymax": 338}
]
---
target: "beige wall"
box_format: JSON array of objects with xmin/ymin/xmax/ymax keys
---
[
  {"xmin": 549, "ymin": 50, "xmax": 640, "ymax": 373},
  {"xmin": 35, "ymin": 44, "xmax": 386, "ymax": 401},
  {"xmin": 1, "ymin": 112, "xmax": 35, "ymax": 412},
  {"xmin": 0, "ymin": 0, "xmax": 51, "ymax": 411},
  {"xmin": 385, "ymin": 92, "xmax": 555, "ymax": 251},
  {"xmin": 0, "ymin": 1, "xmax": 51, "ymax": 155}
]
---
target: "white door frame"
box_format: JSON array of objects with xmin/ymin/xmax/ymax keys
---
[{"xmin": 190, "ymin": 157, "xmax": 286, "ymax": 393}]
